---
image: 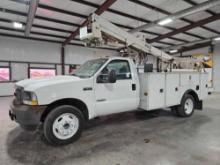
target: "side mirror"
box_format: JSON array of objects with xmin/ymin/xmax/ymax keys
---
[{"xmin": 108, "ymin": 70, "xmax": 116, "ymax": 83}]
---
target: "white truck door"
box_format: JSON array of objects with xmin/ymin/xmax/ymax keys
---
[{"xmin": 94, "ymin": 59, "xmax": 139, "ymax": 116}]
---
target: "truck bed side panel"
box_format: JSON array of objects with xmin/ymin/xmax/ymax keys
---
[{"xmin": 139, "ymin": 72, "xmax": 208, "ymax": 111}]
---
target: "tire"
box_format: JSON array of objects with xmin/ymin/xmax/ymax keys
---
[
  {"xmin": 176, "ymin": 94, "xmax": 195, "ymax": 117},
  {"xmin": 43, "ymin": 105, "xmax": 84, "ymax": 145}
]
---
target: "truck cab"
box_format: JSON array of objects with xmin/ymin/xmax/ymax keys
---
[{"xmin": 9, "ymin": 57, "xmax": 141, "ymax": 144}]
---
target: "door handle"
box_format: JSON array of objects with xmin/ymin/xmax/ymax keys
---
[
  {"xmin": 96, "ymin": 99, "xmax": 106, "ymax": 102},
  {"xmin": 132, "ymin": 84, "xmax": 136, "ymax": 91}
]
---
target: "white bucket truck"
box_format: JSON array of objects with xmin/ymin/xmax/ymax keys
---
[{"xmin": 9, "ymin": 14, "xmax": 209, "ymax": 145}]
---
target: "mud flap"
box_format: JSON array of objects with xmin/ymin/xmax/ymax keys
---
[{"xmin": 196, "ymin": 100, "xmax": 203, "ymax": 110}]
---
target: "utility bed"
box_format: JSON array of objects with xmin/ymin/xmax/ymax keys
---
[{"xmin": 139, "ymin": 72, "xmax": 208, "ymax": 110}]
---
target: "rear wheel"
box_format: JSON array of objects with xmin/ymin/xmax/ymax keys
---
[
  {"xmin": 43, "ymin": 105, "xmax": 84, "ymax": 145},
  {"xmin": 176, "ymin": 94, "xmax": 195, "ymax": 117}
]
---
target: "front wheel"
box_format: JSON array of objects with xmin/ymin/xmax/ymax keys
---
[
  {"xmin": 43, "ymin": 105, "xmax": 84, "ymax": 145},
  {"xmin": 175, "ymin": 94, "xmax": 195, "ymax": 117}
]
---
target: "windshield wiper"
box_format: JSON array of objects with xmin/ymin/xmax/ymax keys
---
[
  {"xmin": 71, "ymin": 73, "xmax": 78, "ymax": 77},
  {"xmin": 71, "ymin": 74, "xmax": 90, "ymax": 78},
  {"xmin": 78, "ymin": 75, "xmax": 90, "ymax": 78}
]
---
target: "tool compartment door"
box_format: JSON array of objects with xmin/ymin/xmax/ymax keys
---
[
  {"xmin": 165, "ymin": 73, "xmax": 181, "ymax": 106},
  {"xmin": 147, "ymin": 73, "xmax": 165, "ymax": 110},
  {"xmin": 200, "ymin": 73, "xmax": 209, "ymax": 100}
]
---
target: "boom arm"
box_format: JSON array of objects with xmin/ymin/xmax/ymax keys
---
[{"xmin": 80, "ymin": 14, "xmax": 173, "ymax": 61}]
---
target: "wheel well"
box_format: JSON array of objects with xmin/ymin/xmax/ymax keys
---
[
  {"xmin": 184, "ymin": 89, "xmax": 202, "ymax": 109},
  {"xmin": 186, "ymin": 90, "xmax": 199, "ymax": 102},
  {"xmin": 40, "ymin": 98, "xmax": 89, "ymax": 122}
]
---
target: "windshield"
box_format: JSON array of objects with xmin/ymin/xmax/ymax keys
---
[{"xmin": 72, "ymin": 58, "xmax": 107, "ymax": 78}]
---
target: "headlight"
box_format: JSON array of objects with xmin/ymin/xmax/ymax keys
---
[{"xmin": 23, "ymin": 91, "xmax": 38, "ymax": 105}]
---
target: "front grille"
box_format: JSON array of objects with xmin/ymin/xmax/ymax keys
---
[{"xmin": 14, "ymin": 87, "xmax": 23, "ymax": 104}]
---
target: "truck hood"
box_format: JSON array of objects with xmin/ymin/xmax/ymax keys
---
[{"xmin": 16, "ymin": 75, "xmax": 83, "ymax": 91}]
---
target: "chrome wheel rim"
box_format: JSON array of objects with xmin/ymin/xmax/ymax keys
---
[
  {"xmin": 184, "ymin": 98, "xmax": 193, "ymax": 114},
  {"xmin": 52, "ymin": 113, "xmax": 79, "ymax": 140}
]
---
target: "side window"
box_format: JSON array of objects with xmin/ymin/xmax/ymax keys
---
[
  {"xmin": 0, "ymin": 67, "xmax": 10, "ymax": 82},
  {"xmin": 102, "ymin": 60, "xmax": 131, "ymax": 80}
]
